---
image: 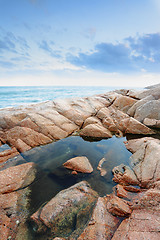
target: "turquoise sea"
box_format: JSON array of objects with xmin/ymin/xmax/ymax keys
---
[{"xmin": 0, "ymin": 86, "xmax": 121, "ymax": 109}]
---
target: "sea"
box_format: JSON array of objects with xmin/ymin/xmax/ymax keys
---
[{"xmin": 0, "ymin": 85, "xmax": 125, "ymax": 109}]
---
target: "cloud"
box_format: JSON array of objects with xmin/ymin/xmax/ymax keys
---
[
  {"xmin": 0, "ymin": 28, "xmax": 30, "ymax": 53},
  {"xmin": 67, "ymin": 42, "xmax": 133, "ymax": 72},
  {"xmin": 39, "ymin": 40, "xmax": 61, "ymax": 58},
  {"xmin": 0, "ymin": 60, "xmax": 16, "ymax": 68},
  {"xmin": 67, "ymin": 33, "xmax": 160, "ymax": 73}
]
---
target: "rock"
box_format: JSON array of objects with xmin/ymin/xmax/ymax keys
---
[
  {"xmin": 133, "ymin": 187, "xmax": 160, "ymax": 211},
  {"xmin": 143, "ymin": 117, "xmax": 160, "ymax": 128},
  {"xmin": 78, "ymin": 197, "xmax": 120, "ymax": 240},
  {"xmin": 80, "ymin": 123, "xmax": 112, "ymax": 138},
  {"xmin": 108, "ymin": 107, "xmax": 154, "ymax": 135},
  {"xmin": 123, "ymin": 117, "xmax": 155, "ymax": 135},
  {"xmin": 83, "ymin": 116, "xmax": 102, "ymax": 128},
  {"xmin": 112, "ymin": 209, "xmax": 160, "ymax": 240},
  {"xmin": 63, "ymin": 156, "xmax": 93, "ymax": 173},
  {"xmin": 38, "ymin": 109, "xmax": 78, "ymax": 134},
  {"xmin": 0, "ymin": 162, "xmax": 37, "ymax": 193},
  {"xmin": 124, "ymin": 137, "xmax": 155, "ymax": 153},
  {"xmin": 30, "ymin": 181, "xmax": 98, "ymax": 238},
  {"xmin": 116, "ymin": 184, "xmax": 130, "ymax": 199},
  {"xmin": 107, "ymin": 194, "xmax": 132, "ymax": 217},
  {"xmin": 97, "ymin": 158, "xmax": 107, "ymax": 176},
  {"xmin": 130, "ymin": 139, "xmax": 160, "ymax": 188},
  {"xmin": 127, "ymin": 95, "xmax": 155, "ymax": 117},
  {"xmin": 10, "ymin": 138, "xmax": 31, "ymax": 153},
  {"xmin": 96, "ymin": 107, "xmax": 111, "ymax": 119},
  {"xmin": 134, "ymin": 100, "xmax": 160, "ymax": 122},
  {"xmin": 71, "ymin": 170, "xmax": 78, "ymax": 175},
  {"xmin": 0, "ymin": 187, "xmax": 33, "ymax": 240},
  {"xmin": 6, "ymin": 126, "xmax": 52, "ymax": 148},
  {"xmin": 135, "ymin": 86, "xmax": 160, "ymax": 99},
  {"xmin": 112, "ymin": 164, "xmax": 139, "ymax": 186},
  {"xmin": 28, "ymin": 113, "xmax": 68, "ymax": 140},
  {"xmin": 112, "ymin": 95, "xmax": 137, "ymax": 113},
  {"xmin": 0, "ymin": 147, "xmax": 19, "ymax": 163}
]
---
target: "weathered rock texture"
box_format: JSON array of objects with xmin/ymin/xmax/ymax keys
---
[
  {"xmin": 0, "ymin": 87, "xmax": 156, "ymax": 164},
  {"xmin": 31, "ymin": 181, "xmax": 98, "ymax": 239},
  {"xmin": 0, "ymin": 162, "xmax": 37, "ymax": 240},
  {"xmin": 0, "ymin": 84, "xmax": 160, "ymax": 239}
]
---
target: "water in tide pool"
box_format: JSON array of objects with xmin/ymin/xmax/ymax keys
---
[
  {"xmin": 21, "ymin": 135, "xmax": 132, "ymax": 214},
  {"xmin": 0, "ymin": 86, "xmax": 120, "ymax": 109}
]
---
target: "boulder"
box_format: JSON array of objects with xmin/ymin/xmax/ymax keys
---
[
  {"xmin": 80, "ymin": 123, "xmax": 112, "ymax": 138},
  {"xmin": 112, "ymin": 209, "xmax": 160, "ymax": 240},
  {"xmin": 10, "ymin": 138, "xmax": 31, "ymax": 153},
  {"xmin": 63, "ymin": 156, "xmax": 93, "ymax": 173},
  {"xmin": 30, "ymin": 181, "xmax": 98, "ymax": 238},
  {"xmin": 27, "ymin": 113, "xmax": 68, "ymax": 140},
  {"xmin": 112, "ymin": 164, "xmax": 139, "ymax": 186},
  {"xmin": 112, "ymin": 95, "xmax": 137, "ymax": 113},
  {"xmin": 107, "ymin": 194, "xmax": 132, "ymax": 217},
  {"xmin": 130, "ymin": 139, "xmax": 160, "ymax": 187},
  {"xmin": 127, "ymin": 95, "xmax": 155, "ymax": 117},
  {"xmin": 143, "ymin": 118, "xmax": 160, "ymax": 128},
  {"xmin": 0, "ymin": 162, "xmax": 37, "ymax": 193},
  {"xmin": 6, "ymin": 126, "xmax": 52, "ymax": 148},
  {"xmin": 83, "ymin": 116, "xmax": 102, "ymax": 128},
  {"xmin": 134, "ymin": 100, "xmax": 160, "ymax": 122},
  {"xmin": 78, "ymin": 197, "xmax": 120, "ymax": 240},
  {"xmin": 38, "ymin": 109, "xmax": 78, "ymax": 134},
  {"xmin": 0, "ymin": 147, "xmax": 19, "ymax": 163}
]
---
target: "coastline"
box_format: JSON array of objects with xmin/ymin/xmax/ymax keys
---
[{"xmin": 0, "ymin": 85, "xmax": 160, "ymax": 239}]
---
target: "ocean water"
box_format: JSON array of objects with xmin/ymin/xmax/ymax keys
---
[{"xmin": 0, "ymin": 86, "xmax": 120, "ymax": 109}]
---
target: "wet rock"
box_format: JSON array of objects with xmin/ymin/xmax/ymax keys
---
[
  {"xmin": 112, "ymin": 164, "xmax": 139, "ymax": 186},
  {"xmin": 63, "ymin": 156, "xmax": 93, "ymax": 173},
  {"xmin": 134, "ymin": 100, "xmax": 160, "ymax": 122},
  {"xmin": 30, "ymin": 181, "xmax": 98, "ymax": 238},
  {"xmin": 0, "ymin": 162, "xmax": 37, "ymax": 193},
  {"xmin": 107, "ymin": 194, "xmax": 132, "ymax": 217},
  {"xmin": 112, "ymin": 95, "xmax": 137, "ymax": 113},
  {"xmin": 80, "ymin": 123, "xmax": 113, "ymax": 138},
  {"xmin": 97, "ymin": 157, "xmax": 107, "ymax": 176},
  {"xmin": 143, "ymin": 117, "xmax": 160, "ymax": 128},
  {"xmin": 77, "ymin": 197, "xmax": 120, "ymax": 240},
  {"xmin": 112, "ymin": 209, "xmax": 160, "ymax": 240}
]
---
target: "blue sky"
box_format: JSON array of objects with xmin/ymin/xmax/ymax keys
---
[{"xmin": 0, "ymin": 0, "xmax": 160, "ymax": 87}]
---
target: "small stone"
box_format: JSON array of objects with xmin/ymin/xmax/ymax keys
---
[{"xmin": 63, "ymin": 156, "xmax": 93, "ymax": 173}]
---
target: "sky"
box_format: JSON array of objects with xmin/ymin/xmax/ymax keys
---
[{"xmin": 0, "ymin": 0, "xmax": 160, "ymax": 87}]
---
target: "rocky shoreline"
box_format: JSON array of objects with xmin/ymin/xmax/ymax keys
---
[{"xmin": 0, "ymin": 84, "xmax": 160, "ymax": 239}]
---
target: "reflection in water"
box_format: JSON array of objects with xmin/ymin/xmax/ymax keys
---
[{"xmin": 22, "ymin": 136, "xmax": 131, "ymax": 213}]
